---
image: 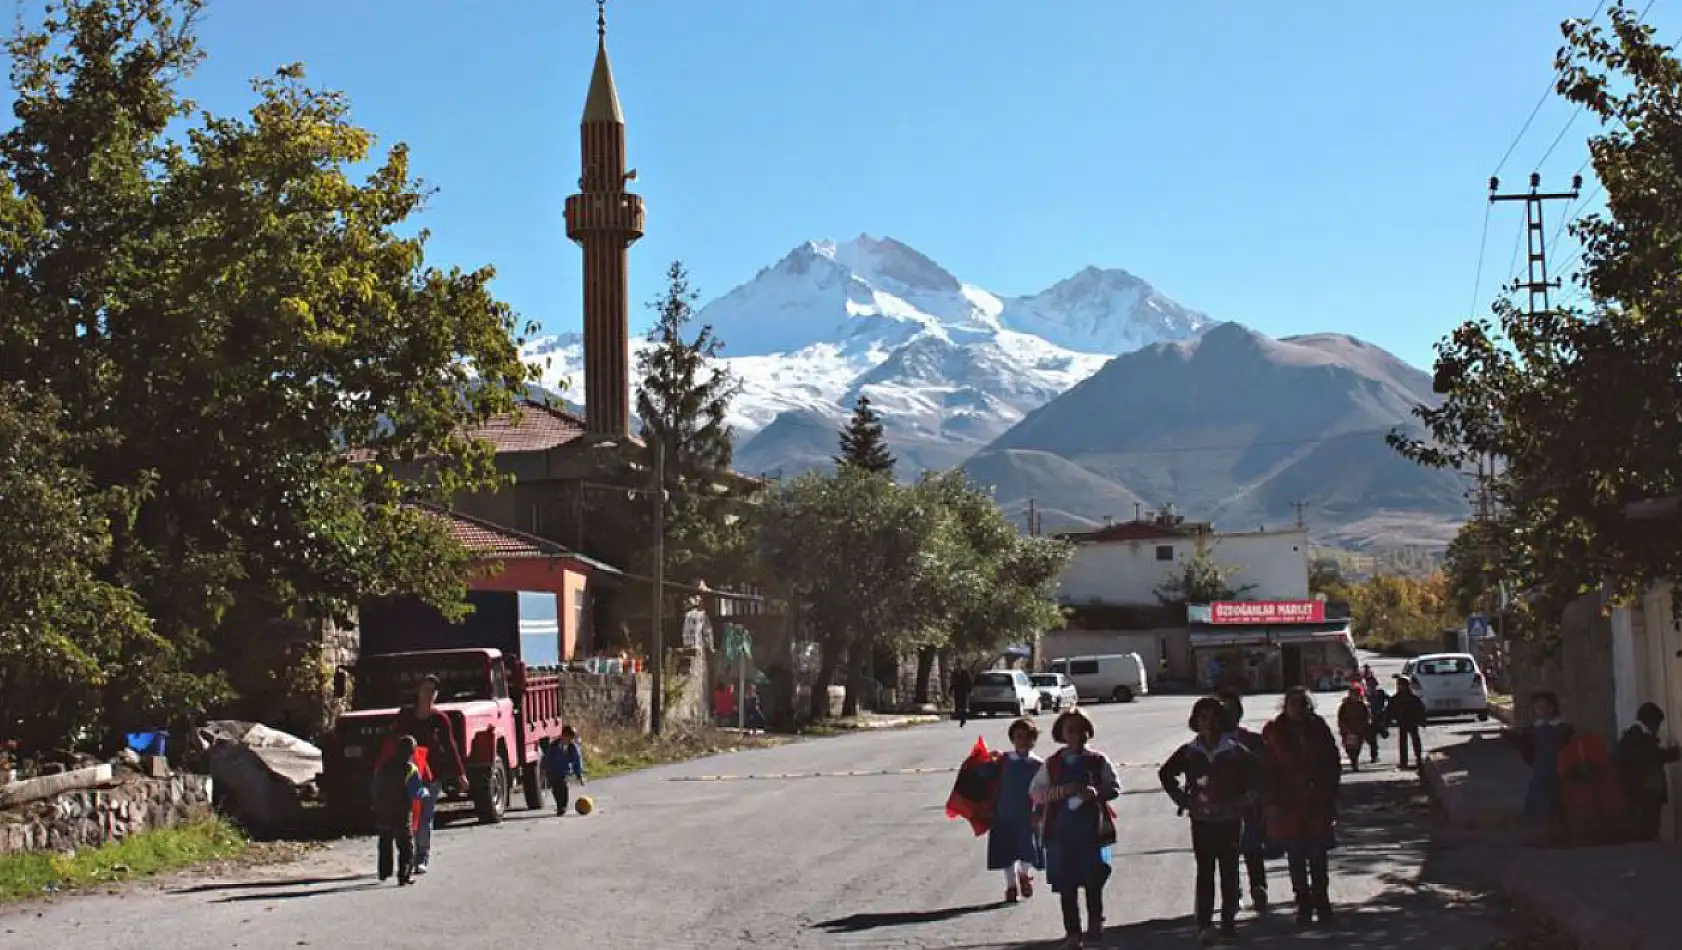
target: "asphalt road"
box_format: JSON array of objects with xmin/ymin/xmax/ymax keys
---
[{"xmin": 4, "ymin": 666, "xmax": 1517, "ymax": 950}]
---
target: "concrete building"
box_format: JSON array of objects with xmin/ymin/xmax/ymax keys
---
[
  {"xmin": 1043, "ymin": 516, "xmax": 1318, "ymax": 685},
  {"xmin": 1056, "ymin": 521, "xmax": 1311, "ymax": 607}
]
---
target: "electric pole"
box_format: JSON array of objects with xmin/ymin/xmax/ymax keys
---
[
  {"xmin": 1490, "ymin": 173, "xmax": 1582, "ymax": 316},
  {"xmin": 1027, "ymin": 496, "xmax": 1038, "ymax": 537},
  {"xmin": 1292, "ymin": 501, "xmax": 1308, "ymax": 531},
  {"xmin": 650, "ymin": 437, "xmax": 666, "ymax": 735}
]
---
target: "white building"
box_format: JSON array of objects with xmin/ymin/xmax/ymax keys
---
[{"xmin": 1055, "ymin": 520, "xmax": 1311, "ymax": 607}]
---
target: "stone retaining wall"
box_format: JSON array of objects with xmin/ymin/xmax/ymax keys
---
[
  {"xmin": 558, "ymin": 652, "xmax": 707, "ymax": 733},
  {"xmin": 0, "ymin": 773, "xmax": 213, "ymax": 856}
]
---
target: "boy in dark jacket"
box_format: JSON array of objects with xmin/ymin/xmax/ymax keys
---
[
  {"xmin": 369, "ymin": 735, "xmax": 427, "ymax": 885},
  {"xmin": 1161, "ymin": 696, "xmax": 1261, "ymax": 944},
  {"xmin": 1388, "ymin": 677, "xmax": 1428, "ymax": 769},
  {"xmin": 1619, "ymin": 702, "xmax": 1681, "ymax": 841},
  {"xmin": 542, "ymin": 725, "xmax": 587, "ymax": 815}
]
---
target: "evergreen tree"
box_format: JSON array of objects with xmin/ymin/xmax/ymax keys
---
[
  {"xmin": 835, "ymin": 395, "xmax": 895, "ymax": 476},
  {"xmin": 634, "ymin": 261, "xmax": 748, "ymax": 584}
]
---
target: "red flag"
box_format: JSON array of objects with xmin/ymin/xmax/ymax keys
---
[{"xmin": 945, "ymin": 737, "xmax": 1001, "ymax": 836}]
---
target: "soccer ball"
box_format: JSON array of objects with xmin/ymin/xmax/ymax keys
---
[{"xmin": 575, "ymin": 796, "xmax": 594, "ymax": 816}]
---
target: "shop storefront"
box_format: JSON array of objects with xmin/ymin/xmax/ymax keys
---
[{"xmin": 1188, "ymin": 601, "xmax": 1357, "ymax": 694}]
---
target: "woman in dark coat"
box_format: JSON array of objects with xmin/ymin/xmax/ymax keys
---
[{"xmin": 1262, "ymin": 686, "xmax": 1342, "ymax": 928}]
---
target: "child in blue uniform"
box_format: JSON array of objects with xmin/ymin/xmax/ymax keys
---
[
  {"xmin": 983, "ymin": 717, "xmax": 1045, "ymax": 902},
  {"xmin": 1031, "ymin": 707, "xmax": 1121, "ymax": 949}
]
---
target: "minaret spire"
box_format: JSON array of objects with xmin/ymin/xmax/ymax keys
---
[{"xmin": 565, "ymin": 0, "xmax": 644, "ymax": 440}]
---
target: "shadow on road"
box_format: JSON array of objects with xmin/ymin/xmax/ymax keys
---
[
  {"xmin": 814, "ymin": 902, "xmax": 1004, "ymax": 933},
  {"xmin": 211, "ymin": 882, "xmax": 379, "ymax": 904},
  {"xmin": 170, "ymin": 874, "xmax": 367, "ymax": 895}
]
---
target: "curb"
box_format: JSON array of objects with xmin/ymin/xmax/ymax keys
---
[
  {"xmin": 1419, "ymin": 752, "xmax": 1466, "ymax": 824},
  {"xmin": 1489, "ymin": 702, "xmax": 1514, "ymax": 726}
]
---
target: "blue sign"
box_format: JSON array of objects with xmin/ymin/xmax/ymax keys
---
[{"xmin": 1467, "ymin": 614, "xmax": 1490, "ymax": 639}]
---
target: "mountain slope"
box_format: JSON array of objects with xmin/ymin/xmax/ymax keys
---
[
  {"xmin": 524, "ymin": 234, "xmax": 1210, "ymax": 440},
  {"xmin": 965, "ymin": 323, "xmax": 1467, "ymax": 548}
]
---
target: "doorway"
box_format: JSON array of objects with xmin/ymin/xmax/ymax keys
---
[{"xmin": 1281, "ymin": 644, "xmax": 1304, "ymax": 689}]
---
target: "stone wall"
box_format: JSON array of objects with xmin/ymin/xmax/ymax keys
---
[
  {"xmin": 1506, "ymin": 591, "xmax": 1618, "ymax": 738},
  {"xmin": 556, "ymin": 651, "xmax": 707, "ymax": 733},
  {"xmin": 0, "ymin": 773, "xmax": 213, "ymax": 856}
]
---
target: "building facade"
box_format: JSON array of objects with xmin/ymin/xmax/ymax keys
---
[{"xmin": 1056, "ymin": 521, "xmax": 1311, "ymax": 607}]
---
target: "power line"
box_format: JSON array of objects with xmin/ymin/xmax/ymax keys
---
[
  {"xmin": 1491, "ymin": 0, "xmax": 1608, "ymax": 177},
  {"xmin": 1468, "ymin": 201, "xmax": 1494, "ymax": 318}
]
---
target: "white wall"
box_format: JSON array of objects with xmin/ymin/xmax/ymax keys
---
[{"xmin": 1057, "ymin": 529, "xmax": 1311, "ymax": 607}]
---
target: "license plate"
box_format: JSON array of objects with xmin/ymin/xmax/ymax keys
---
[
  {"xmin": 1432, "ymin": 700, "xmax": 1456, "ymax": 709},
  {"xmin": 343, "ymin": 746, "xmax": 363, "ymax": 759}
]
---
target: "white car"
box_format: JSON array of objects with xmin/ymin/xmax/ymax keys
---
[
  {"xmin": 969, "ymin": 670, "xmax": 1043, "ymax": 717},
  {"xmin": 1030, "ymin": 673, "xmax": 1079, "ymax": 712},
  {"xmin": 1402, "ymin": 652, "xmax": 1490, "ymax": 720}
]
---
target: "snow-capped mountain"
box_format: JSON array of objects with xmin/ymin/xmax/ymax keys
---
[{"xmin": 522, "ymin": 235, "xmax": 1213, "ymax": 472}]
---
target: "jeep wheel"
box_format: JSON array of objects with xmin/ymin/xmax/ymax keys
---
[
  {"xmin": 520, "ymin": 762, "xmax": 543, "ymax": 811},
  {"xmin": 474, "ymin": 759, "xmax": 509, "ymax": 824},
  {"xmin": 1113, "ymin": 686, "xmax": 1135, "ymax": 704}
]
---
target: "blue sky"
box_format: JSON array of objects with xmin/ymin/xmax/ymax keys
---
[{"xmin": 119, "ymin": 2, "xmax": 1681, "ymax": 366}]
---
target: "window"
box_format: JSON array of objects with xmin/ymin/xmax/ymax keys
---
[
  {"xmin": 1069, "ymin": 660, "xmax": 1099, "ymax": 676},
  {"xmin": 1031, "ymin": 675, "xmax": 1058, "ymax": 687},
  {"xmin": 1155, "ymin": 545, "xmax": 1175, "ymax": 561},
  {"xmin": 1417, "ymin": 657, "xmax": 1474, "ymax": 676},
  {"xmin": 976, "ymin": 672, "xmax": 1014, "ymax": 687}
]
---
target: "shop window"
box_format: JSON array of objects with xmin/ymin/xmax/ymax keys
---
[{"xmin": 1155, "ymin": 545, "xmax": 1174, "ymax": 561}]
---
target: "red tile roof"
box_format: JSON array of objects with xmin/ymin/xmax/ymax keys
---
[
  {"xmin": 409, "ymin": 503, "xmax": 566, "ymax": 559},
  {"xmin": 464, "ymin": 400, "xmax": 587, "ymax": 454}
]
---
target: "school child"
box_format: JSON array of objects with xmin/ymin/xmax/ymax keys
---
[
  {"xmin": 1619, "ymin": 702, "xmax": 1682, "ymax": 841},
  {"xmin": 1263, "ymin": 687, "xmax": 1342, "ymax": 927},
  {"xmin": 1365, "ymin": 682, "xmax": 1390, "ymax": 762},
  {"xmin": 1161, "ymin": 696, "xmax": 1261, "ymax": 945},
  {"xmin": 1336, "ymin": 686, "xmax": 1371, "ymax": 772},
  {"xmin": 982, "ymin": 717, "xmax": 1045, "ymax": 903},
  {"xmin": 1217, "ymin": 689, "xmax": 1273, "ymax": 912},
  {"xmin": 369, "ymin": 734, "xmax": 427, "ymax": 885},
  {"xmin": 1030, "ymin": 707, "xmax": 1121, "ymax": 950},
  {"xmin": 543, "ymin": 725, "xmax": 587, "ymax": 815}
]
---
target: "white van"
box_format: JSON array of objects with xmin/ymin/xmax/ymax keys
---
[{"xmin": 1051, "ymin": 653, "xmax": 1149, "ymax": 703}]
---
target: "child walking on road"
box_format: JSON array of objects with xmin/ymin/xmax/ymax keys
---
[
  {"xmin": 1030, "ymin": 707, "xmax": 1121, "ymax": 949},
  {"xmin": 1336, "ymin": 686, "xmax": 1371, "ymax": 773},
  {"xmin": 370, "ymin": 735, "xmax": 427, "ymax": 886},
  {"xmin": 982, "ymin": 717, "xmax": 1045, "ymax": 902},
  {"xmin": 1217, "ymin": 690, "xmax": 1274, "ymax": 912},
  {"xmin": 542, "ymin": 726, "xmax": 587, "ymax": 815},
  {"xmin": 1161, "ymin": 696, "xmax": 1261, "ymax": 945}
]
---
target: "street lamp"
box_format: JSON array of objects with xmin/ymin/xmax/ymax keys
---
[{"xmin": 592, "ymin": 436, "xmax": 667, "ymax": 734}]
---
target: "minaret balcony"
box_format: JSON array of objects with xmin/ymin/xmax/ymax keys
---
[{"xmin": 564, "ymin": 192, "xmax": 645, "ymax": 242}]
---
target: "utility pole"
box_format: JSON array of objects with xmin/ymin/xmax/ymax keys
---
[
  {"xmin": 650, "ymin": 436, "xmax": 666, "ymax": 735},
  {"xmin": 1292, "ymin": 501, "xmax": 1308, "ymax": 531},
  {"xmin": 1027, "ymin": 496, "xmax": 1038, "ymax": 537},
  {"xmin": 1490, "ymin": 173, "xmax": 1582, "ymax": 316}
]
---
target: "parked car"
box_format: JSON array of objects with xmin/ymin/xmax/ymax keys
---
[
  {"xmin": 1401, "ymin": 652, "xmax": 1489, "ymax": 720},
  {"xmin": 969, "ymin": 670, "xmax": 1043, "ymax": 717},
  {"xmin": 1052, "ymin": 653, "xmax": 1150, "ymax": 703},
  {"xmin": 1030, "ymin": 673, "xmax": 1079, "ymax": 712}
]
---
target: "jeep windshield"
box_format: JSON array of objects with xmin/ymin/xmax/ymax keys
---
[{"xmin": 354, "ymin": 655, "xmax": 491, "ymax": 709}]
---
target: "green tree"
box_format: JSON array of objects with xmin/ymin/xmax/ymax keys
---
[
  {"xmin": 1348, "ymin": 573, "xmax": 1457, "ymax": 648},
  {"xmin": 835, "ymin": 395, "xmax": 895, "ymax": 476},
  {"xmin": 0, "ymin": 1, "xmax": 529, "ymax": 742},
  {"xmin": 633, "ymin": 261, "xmax": 750, "ymax": 586},
  {"xmin": 913, "ymin": 472, "xmax": 1071, "ymax": 703},
  {"xmin": 1391, "ymin": 3, "xmax": 1682, "ymax": 632},
  {"xmin": 0, "ymin": 386, "xmax": 157, "ymax": 752},
  {"xmin": 758, "ymin": 468, "xmax": 945, "ymax": 719},
  {"xmin": 1154, "ymin": 548, "xmax": 1254, "ymax": 607}
]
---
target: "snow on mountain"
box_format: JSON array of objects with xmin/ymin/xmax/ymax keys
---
[{"xmin": 521, "ymin": 235, "xmax": 1212, "ymax": 466}]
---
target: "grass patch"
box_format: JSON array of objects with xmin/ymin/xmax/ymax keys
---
[
  {"xmin": 0, "ymin": 818, "xmax": 250, "ymax": 903},
  {"xmin": 581, "ymin": 722, "xmax": 785, "ymax": 780}
]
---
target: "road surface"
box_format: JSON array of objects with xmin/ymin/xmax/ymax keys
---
[{"xmin": 4, "ymin": 675, "xmax": 1518, "ymax": 949}]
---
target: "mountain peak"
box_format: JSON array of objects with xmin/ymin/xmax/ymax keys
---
[
  {"xmin": 806, "ymin": 234, "xmax": 963, "ymax": 295},
  {"xmin": 997, "ymin": 266, "xmax": 1212, "ymax": 356}
]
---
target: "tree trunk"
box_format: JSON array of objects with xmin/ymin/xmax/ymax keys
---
[
  {"xmin": 914, "ymin": 646, "xmax": 937, "ymax": 704},
  {"xmin": 811, "ymin": 641, "xmax": 840, "ymax": 722},
  {"xmin": 841, "ymin": 636, "xmax": 867, "ymax": 718}
]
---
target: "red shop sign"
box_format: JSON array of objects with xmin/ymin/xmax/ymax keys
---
[{"xmin": 1209, "ymin": 600, "xmax": 1325, "ymax": 625}]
